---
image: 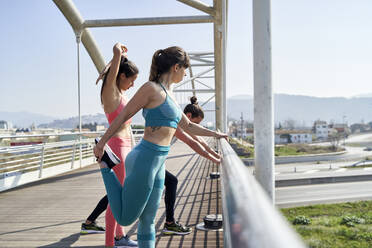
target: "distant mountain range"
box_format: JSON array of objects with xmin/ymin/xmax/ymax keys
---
[
  {"xmin": 352, "ymin": 93, "xmax": 372, "ymax": 98},
  {"xmin": 2, "ymin": 94, "xmax": 372, "ymax": 128},
  {"xmin": 192, "ymin": 94, "xmax": 372, "ymax": 126},
  {"xmin": 0, "ymin": 111, "xmax": 56, "ymax": 128},
  {"xmin": 37, "ymin": 112, "xmax": 146, "ymax": 129}
]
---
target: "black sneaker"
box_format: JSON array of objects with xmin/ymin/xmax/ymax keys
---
[
  {"xmin": 162, "ymin": 221, "xmax": 192, "ymax": 235},
  {"xmin": 80, "ymin": 221, "xmax": 105, "ymax": 234},
  {"xmin": 95, "ymin": 138, "xmax": 121, "ymax": 169}
]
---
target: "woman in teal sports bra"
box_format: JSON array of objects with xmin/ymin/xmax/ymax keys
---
[{"xmin": 94, "ymin": 46, "xmax": 228, "ymax": 248}]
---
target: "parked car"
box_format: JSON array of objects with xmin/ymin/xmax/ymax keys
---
[{"xmin": 363, "ymin": 147, "xmax": 372, "ymax": 151}]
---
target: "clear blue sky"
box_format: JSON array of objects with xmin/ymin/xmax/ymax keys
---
[{"xmin": 1, "ymin": 0, "xmax": 371, "ymax": 118}]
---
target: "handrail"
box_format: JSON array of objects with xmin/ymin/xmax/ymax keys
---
[
  {"xmin": 0, "ymin": 131, "xmax": 103, "ymax": 140},
  {"xmin": 0, "ymin": 129, "xmax": 144, "ymax": 140},
  {"xmin": 219, "ymin": 138, "xmax": 306, "ymax": 248},
  {"xmin": 0, "ymin": 129, "xmax": 144, "ymax": 192}
]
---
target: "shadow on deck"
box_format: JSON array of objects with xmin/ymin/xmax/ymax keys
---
[{"xmin": 0, "ymin": 139, "xmax": 223, "ymax": 248}]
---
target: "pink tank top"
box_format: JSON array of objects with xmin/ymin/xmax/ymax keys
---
[{"xmin": 105, "ymin": 96, "xmax": 132, "ymax": 125}]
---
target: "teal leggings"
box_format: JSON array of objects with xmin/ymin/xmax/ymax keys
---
[{"xmin": 100, "ymin": 139, "xmax": 168, "ymax": 248}]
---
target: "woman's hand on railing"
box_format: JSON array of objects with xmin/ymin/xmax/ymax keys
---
[
  {"xmin": 210, "ymin": 155, "xmax": 221, "ymax": 165},
  {"xmin": 215, "ymin": 131, "xmax": 229, "ymax": 141}
]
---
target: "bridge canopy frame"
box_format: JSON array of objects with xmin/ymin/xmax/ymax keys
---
[{"xmin": 53, "ymin": 0, "xmax": 227, "ymax": 132}]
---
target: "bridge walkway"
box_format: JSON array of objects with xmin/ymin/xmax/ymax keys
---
[{"xmin": 0, "ymin": 139, "xmax": 222, "ymax": 248}]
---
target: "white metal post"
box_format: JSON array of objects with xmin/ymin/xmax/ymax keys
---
[
  {"xmin": 38, "ymin": 144, "xmax": 45, "ymax": 178},
  {"xmin": 71, "ymin": 140, "xmax": 76, "ymax": 169},
  {"xmin": 253, "ymin": 0, "xmax": 275, "ymax": 201},
  {"xmin": 75, "ymin": 31, "xmax": 82, "ymax": 168},
  {"xmin": 221, "ymin": 0, "xmax": 227, "ymax": 133},
  {"xmin": 213, "ymin": 0, "xmax": 224, "ymax": 132}
]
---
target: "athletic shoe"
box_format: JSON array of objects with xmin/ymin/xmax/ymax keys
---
[
  {"xmin": 115, "ymin": 235, "xmax": 138, "ymax": 247},
  {"xmin": 80, "ymin": 221, "xmax": 105, "ymax": 234},
  {"xmin": 95, "ymin": 137, "xmax": 121, "ymax": 169},
  {"xmin": 162, "ymin": 221, "xmax": 192, "ymax": 235}
]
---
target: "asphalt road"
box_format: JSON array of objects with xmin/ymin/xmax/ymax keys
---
[
  {"xmin": 275, "ymin": 180, "xmax": 372, "ymax": 208},
  {"xmin": 246, "ymin": 133, "xmax": 372, "ymax": 207},
  {"xmin": 275, "ymin": 161, "xmax": 372, "ymax": 179}
]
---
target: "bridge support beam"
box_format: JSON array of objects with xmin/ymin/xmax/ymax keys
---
[
  {"xmin": 253, "ymin": 0, "xmax": 275, "ymax": 201},
  {"xmin": 213, "ymin": 0, "xmax": 227, "ymax": 132}
]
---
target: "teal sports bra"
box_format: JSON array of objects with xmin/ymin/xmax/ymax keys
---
[{"xmin": 142, "ymin": 83, "xmax": 182, "ymax": 129}]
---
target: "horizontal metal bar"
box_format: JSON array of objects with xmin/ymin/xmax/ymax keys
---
[
  {"xmin": 174, "ymin": 89, "xmax": 215, "ymax": 93},
  {"xmin": 83, "ymin": 15, "xmax": 213, "ymax": 28},
  {"xmin": 219, "ymin": 138, "xmax": 306, "ymax": 247},
  {"xmin": 177, "ymin": 0, "xmax": 215, "ymax": 16},
  {"xmin": 1, "ymin": 164, "xmax": 41, "ymax": 175},
  {"xmin": 190, "ymin": 63, "xmax": 214, "ymax": 66},
  {"xmin": 188, "ymin": 52, "xmax": 214, "ymax": 56},
  {"xmin": 0, "ymin": 131, "xmax": 103, "ymax": 140},
  {"xmin": 1, "ymin": 155, "xmax": 40, "ymax": 167},
  {"xmin": 1, "ymin": 161, "xmax": 40, "ymax": 172}
]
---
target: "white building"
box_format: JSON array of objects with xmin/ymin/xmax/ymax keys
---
[
  {"xmin": 313, "ymin": 120, "xmax": 328, "ymax": 140},
  {"xmin": 275, "ymin": 130, "xmax": 313, "ymax": 144}
]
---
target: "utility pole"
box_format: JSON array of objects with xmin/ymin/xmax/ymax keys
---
[
  {"xmin": 343, "ymin": 115, "xmax": 347, "ymax": 146},
  {"xmin": 240, "ymin": 112, "xmax": 244, "ymax": 140}
]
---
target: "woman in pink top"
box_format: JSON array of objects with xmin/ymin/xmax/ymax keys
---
[{"xmin": 81, "ymin": 43, "xmax": 138, "ymax": 248}]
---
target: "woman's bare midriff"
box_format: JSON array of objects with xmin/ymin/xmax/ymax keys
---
[
  {"xmin": 143, "ymin": 126, "xmax": 177, "ymax": 146},
  {"xmin": 112, "ymin": 123, "xmax": 132, "ymax": 138}
]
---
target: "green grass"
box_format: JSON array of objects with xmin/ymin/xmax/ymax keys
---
[
  {"xmin": 342, "ymin": 163, "xmax": 372, "ymax": 169},
  {"xmin": 281, "ymin": 201, "xmax": 372, "ymax": 248},
  {"xmin": 230, "ymin": 139, "xmax": 344, "ymax": 158}
]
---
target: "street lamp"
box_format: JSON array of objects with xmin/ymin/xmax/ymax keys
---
[{"xmin": 343, "ymin": 115, "xmax": 347, "ymax": 146}]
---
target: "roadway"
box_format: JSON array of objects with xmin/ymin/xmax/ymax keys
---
[
  {"xmin": 276, "ymin": 180, "xmax": 372, "ymax": 208},
  {"xmin": 273, "ymin": 133, "xmax": 372, "ymax": 207}
]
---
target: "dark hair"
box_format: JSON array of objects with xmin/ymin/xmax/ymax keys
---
[
  {"xmin": 149, "ymin": 46, "xmax": 190, "ymax": 83},
  {"xmin": 184, "ymin": 96, "xmax": 204, "ymax": 119},
  {"xmin": 101, "ymin": 56, "xmax": 139, "ymax": 103}
]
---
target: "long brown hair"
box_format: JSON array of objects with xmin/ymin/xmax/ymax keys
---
[
  {"xmin": 100, "ymin": 56, "xmax": 138, "ymax": 103},
  {"xmin": 149, "ymin": 46, "xmax": 190, "ymax": 83}
]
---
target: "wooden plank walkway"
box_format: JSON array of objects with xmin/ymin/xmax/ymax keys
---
[{"xmin": 0, "ymin": 139, "xmax": 223, "ymax": 248}]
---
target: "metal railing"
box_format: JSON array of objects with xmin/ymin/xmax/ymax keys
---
[
  {"xmin": 219, "ymin": 138, "xmax": 306, "ymax": 248},
  {"xmin": 0, "ymin": 130, "xmax": 144, "ymax": 192}
]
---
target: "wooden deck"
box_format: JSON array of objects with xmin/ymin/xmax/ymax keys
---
[{"xmin": 0, "ymin": 139, "xmax": 223, "ymax": 248}]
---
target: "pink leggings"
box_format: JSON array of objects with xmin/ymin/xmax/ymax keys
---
[{"xmin": 105, "ymin": 136, "xmax": 132, "ymax": 246}]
